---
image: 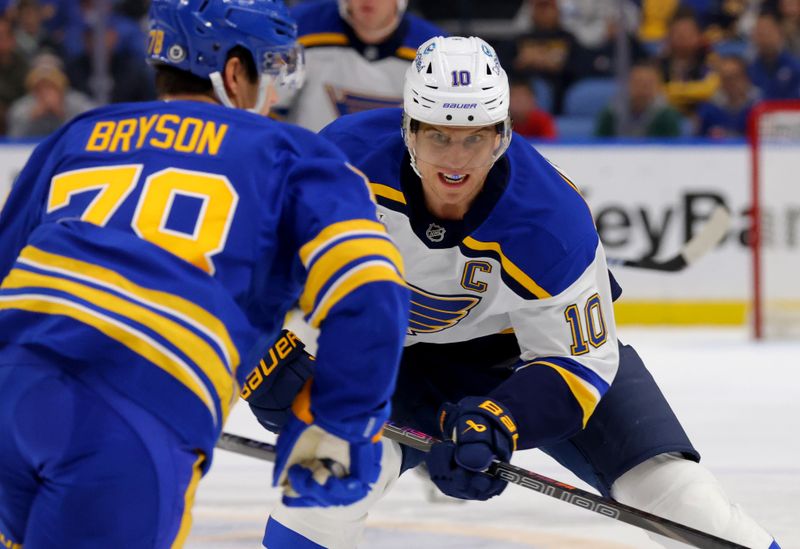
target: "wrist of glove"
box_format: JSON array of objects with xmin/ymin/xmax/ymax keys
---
[
  {"xmin": 241, "ymin": 330, "xmax": 314, "ymax": 433},
  {"xmin": 272, "ymin": 380, "xmax": 388, "ymax": 507},
  {"xmin": 425, "ymin": 396, "xmax": 518, "ymax": 501}
]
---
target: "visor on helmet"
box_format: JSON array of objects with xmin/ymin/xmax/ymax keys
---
[{"xmin": 403, "ymin": 113, "xmax": 512, "ymax": 172}]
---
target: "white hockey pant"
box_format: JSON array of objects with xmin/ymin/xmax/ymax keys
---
[{"xmin": 611, "ymin": 453, "xmax": 776, "ymax": 548}]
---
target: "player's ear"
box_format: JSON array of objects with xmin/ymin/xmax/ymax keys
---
[{"xmin": 222, "ymin": 56, "xmax": 249, "ymax": 108}]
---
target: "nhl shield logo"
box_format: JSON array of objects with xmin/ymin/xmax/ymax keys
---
[{"xmin": 426, "ymin": 223, "xmax": 446, "ymax": 242}]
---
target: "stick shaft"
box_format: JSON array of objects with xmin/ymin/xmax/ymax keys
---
[
  {"xmin": 606, "ymin": 205, "xmax": 731, "ymax": 272},
  {"xmin": 216, "ymin": 426, "xmax": 748, "ymax": 549}
]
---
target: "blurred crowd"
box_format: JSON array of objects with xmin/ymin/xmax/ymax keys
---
[
  {"xmin": 486, "ymin": 0, "xmax": 797, "ymax": 139},
  {"xmin": 1, "ymin": 0, "xmax": 799, "ymax": 140},
  {"xmin": 0, "ymin": 0, "xmax": 154, "ymax": 138}
]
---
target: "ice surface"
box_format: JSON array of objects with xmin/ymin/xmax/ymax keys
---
[{"xmin": 187, "ymin": 328, "xmax": 800, "ymax": 548}]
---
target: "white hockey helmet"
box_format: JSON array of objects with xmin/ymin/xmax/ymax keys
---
[
  {"xmin": 403, "ymin": 36, "xmax": 512, "ymax": 173},
  {"xmin": 338, "ymin": 0, "xmax": 408, "ymax": 21}
]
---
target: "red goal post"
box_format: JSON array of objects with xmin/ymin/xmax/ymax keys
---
[{"xmin": 748, "ymin": 100, "xmax": 800, "ymax": 339}]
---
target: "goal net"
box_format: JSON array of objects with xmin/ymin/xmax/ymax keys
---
[{"xmin": 749, "ymin": 100, "xmax": 800, "ymax": 339}]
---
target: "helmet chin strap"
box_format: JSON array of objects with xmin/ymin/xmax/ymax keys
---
[{"xmin": 209, "ymin": 71, "xmax": 274, "ymax": 114}]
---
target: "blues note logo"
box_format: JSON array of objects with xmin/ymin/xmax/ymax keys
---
[
  {"xmin": 325, "ymin": 85, "xmax": 402, "ymax": 117},
  {"xmin": 407, "ymin": 283, "xmax": 480, "ymax": 335}
]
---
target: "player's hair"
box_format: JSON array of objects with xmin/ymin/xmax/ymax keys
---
[{"xmin": 154, "ymin": 46, "xmax": 258, "ymax": 97}]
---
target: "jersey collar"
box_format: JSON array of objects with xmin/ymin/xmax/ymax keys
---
[{"xmin": 400, "ymin": 152, "xmax": 510, "ymax": 249}]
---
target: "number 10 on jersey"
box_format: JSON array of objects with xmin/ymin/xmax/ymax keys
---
[{"xmin": 564, "ymin": 293, "xmax": 607, "ymax": 355}]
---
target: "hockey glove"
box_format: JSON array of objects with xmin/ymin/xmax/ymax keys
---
[
  {"xmin": 240, "ymin": 330, "xmax": 314, "ymax": 433},
  {"xmin": 426, "ymin": 396, "xmax": 518, "ymax": 501},
  {"xmin": 273, "ymin": 381, "xmax": 387, "ymax": 508}
]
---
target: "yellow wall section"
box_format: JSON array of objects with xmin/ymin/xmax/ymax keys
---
[{"xmin": 613, "ymin": 301, "xmax": 748, "ymax": 325}]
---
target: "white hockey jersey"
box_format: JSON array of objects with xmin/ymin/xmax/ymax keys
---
[
  {"xmin": 320, "ymin": 108, "xmax": 621, "ymax": 448},
  {"xmin": 278, "ymin": 0, "xmax": 442, "ymax": 132}
]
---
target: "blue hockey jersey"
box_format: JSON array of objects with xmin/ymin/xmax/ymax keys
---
[
  {"xmin": 320, "ymin": 108, "xmax": 619, "ymax": 449},
  {"xmin": 0, "ymin": 100, "xmax": 408, "ymax": 456}
]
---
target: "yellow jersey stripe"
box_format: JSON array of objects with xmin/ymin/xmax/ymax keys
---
[
  {"xmin": 346, "ymin": 163, "xmax": 376, "ymax": 202},
  {"xmin": 170, "ymin": 452, "xmax": 205, "ymax": 549},
  {"xmin": 309, "ymin": 261, "xmax": 406, "ymax": 328},
  {"xmin": 527, "ymin": 360, "xmax": 599, "ymax": 427},
  {"xmin": 299, "ymin": 219, "xmax": 387, "ymax": 266},
  {"xmin": 0, "ymin": 293, "xmax": 217, "ymax": 423},
  {"xmin": 461, "ymin": 237, "xmax": 551, "ymax": 299},
  {"xmin": 299, "ymin": 32, "xmax": 349, "ymax": 48},
  {"xmin": 370, "ymin": 183, "xmax": 407, "ymax": 205},
  {"xmin": 3, "ymin": 268, "xmax": 234, "ymax": 420},
  {"xmin": 395, "ymin": 46, "xmax": 417, "ymax": 60},
  {"xmin": 19, "ymin": 246, "xmax": 240, "ymax": 373},
  {"xmin": 300, "ymin": 237, "xmax": 404, "ymax": 315}
]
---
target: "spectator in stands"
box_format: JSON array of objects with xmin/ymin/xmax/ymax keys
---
[
  {"xmin": 778, "ymin": 0, "xmax": 800, "ymax": 59},
  {"xmin": 595, "ymin": 60, "xmax": 683, "ymax": 137},
  {"xmin": 34, "ymin": 0, "xmax": 80, "ymax": 56},
  {"xmin": 65, "ymin": 15, "xmax": 156, "ymax": 103},
  {"xmin": 13, "ymin": 0, "xmax": 53, "ymax": 57},
  {"xmin": 658, "ymin": 7, "xmax": 720, "ymax": 113},
  {"xmin": 696, "ymin": 55, "xmax": 758, "ymax": 137},
  {"xmin": 0, "ymin": 15, "xmax": 27, "ymax": 136},
  {"xmin": 683, "ymin": 0, "xmax": 749, "ymax": 44},
  {"xmin": 513, "ymin": 0, "xmax": 580, "ymax": 113},
  {"xmin": 562, "ymin": 0, "xmax": 648, "ymax": 80},
  {"xmin": 637, "ymin": 0, "xmax": 680, "ymax": 46},
  {"xmin": 6, "ymin": 53, "xmax": 93, "ymax": 138},
  {"xmin": 558, "ymin": 0, "xmax": 640, "ymax": 50},
  {"xmin": 509, "ymin": 76, "xmax": 557, "ymax": 138},
  {"xmin": 276, "ymin": 0, "xmax": 442, "ymax": 132},
  {"xmin": 748, "ymin": 9, "xmax": 800, "ymax": 99}
]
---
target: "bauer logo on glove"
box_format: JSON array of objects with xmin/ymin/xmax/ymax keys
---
[
  {"xmin": 427, "ymin": 396, "xmax": 518, "ymax": 501},
  {"xmin": 242, "ymin": 330, "xmax": 315, "ymax": 433}
]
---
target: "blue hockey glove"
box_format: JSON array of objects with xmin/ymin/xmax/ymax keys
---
[
  {"xmin": 425, "ymin": 396, "xmax": 518, "ymax": 501},
  {"xmin": 240, "ymin": 330, "xmax": 314, "ymax": 433},
  {"xmin": 273, "ymin": 381, "xmax": 387, "ymax": 508}
]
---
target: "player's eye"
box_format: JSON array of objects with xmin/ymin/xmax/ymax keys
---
[
  {"xmin": 429, "ymin": 132, "xmax": 450, "ymax": 146},
  {"xmin": 464, "ymin": 135, "xmax": 485, "ymax": 146}
]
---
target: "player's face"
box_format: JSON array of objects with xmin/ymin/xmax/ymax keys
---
[
  {"xmin": 410, "ymin": 123, "xmax": 501, "ymax": 219},
  {"xmin": 348, "ymin": 0, "xmax": 398, "ymax": 33}
]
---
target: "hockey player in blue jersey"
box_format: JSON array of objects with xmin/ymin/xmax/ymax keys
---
[
  {"xmin": 249, "ymin": 37, "xmax": 781, "ymax": 548},
  {"xmin": 0, "ymin": 0, "xmax": 410, "ymax": 547}
]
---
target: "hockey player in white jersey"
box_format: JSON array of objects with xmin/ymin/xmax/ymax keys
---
[
  {"xmin": 249, "ymin": 36, "xmax": 782, "ymax": 549},
  {"xmin": 276, "ymin": 0, "xmax": 442, "ymax": 131}
]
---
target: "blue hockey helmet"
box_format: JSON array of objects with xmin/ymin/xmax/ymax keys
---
[{"xmin": 147, "ymin": 0, "xmax": 304, "ymax": 108}]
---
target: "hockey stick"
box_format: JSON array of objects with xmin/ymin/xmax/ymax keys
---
[
  {"xmin": 216, "ymin": 426, "xmax": 747, "ymax": 549},
  {"xmin": 606, "ymin": 205, "xmax": 732, "ymax": 272}
]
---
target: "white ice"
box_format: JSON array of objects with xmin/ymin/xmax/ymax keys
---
[{"xmin": 187, "ymin": 327, "xmax": 800, "ymax": 548}]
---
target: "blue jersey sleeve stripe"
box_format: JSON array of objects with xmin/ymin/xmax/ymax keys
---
[
  {"xmin": 307, "ymin": 260, "xmax": 406, "ymax": 328},
  {"xmin": 522, "ymin": 355, "xmax": 611, "ymax": 395},
  {"xmin": 18, "ymin": 245, "xmax": 240, "ymax": 373},
  {"xmin": 300, "ymin": 237, "xmax": 404, "ymax": 315},
  {"xmin": 461, "ymin": 236, "xmax": 551, "ymax": 299},
  {"xmin": 299, "ymin": 219, "xmax": 388, "ymax": 266},
  {"xmin": 518, "ymin": 358, "xmax": 610, "ymax": 426},
  {"xmin": 304, "ymin": 254, "xmax": 403, "ymax": 319},
  {"xmin": 1, "ymin": 266, "xmax": 235, "ymax": 423},
  {"xmin": 0, "ymin": 291, "xmax": 219, "ymax": 425}
]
